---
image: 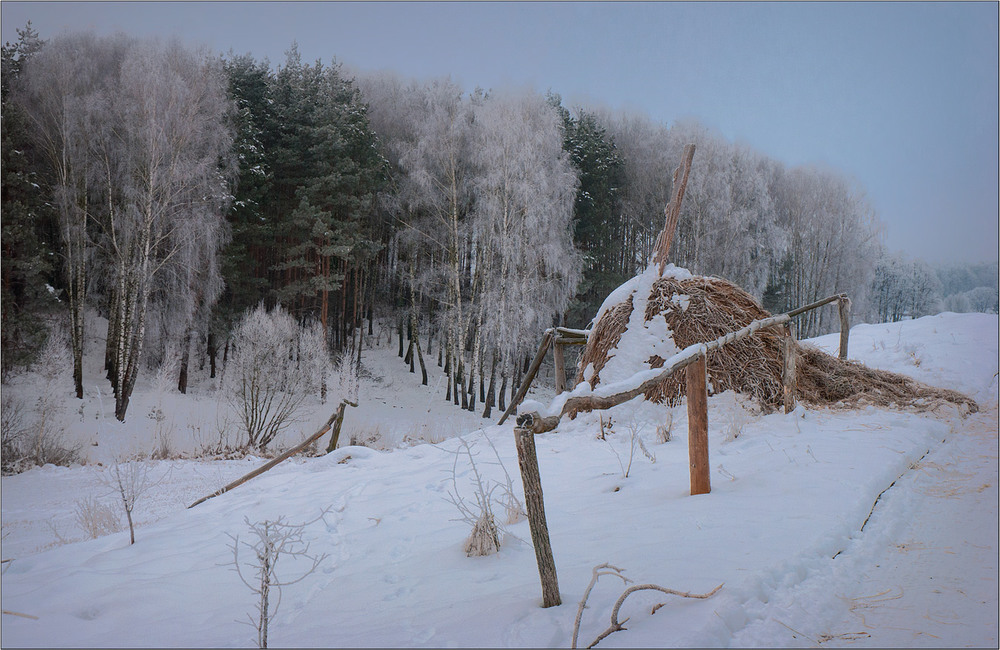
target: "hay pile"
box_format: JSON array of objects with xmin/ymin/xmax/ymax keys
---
[{"xmin": 579, "ymin": 270, "xmax": 978, "ymax": 415}]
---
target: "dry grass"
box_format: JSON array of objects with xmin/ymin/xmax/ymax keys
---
[{"xmin": 580, "ymin": 274, "xmax": 978, "ymax": 415}]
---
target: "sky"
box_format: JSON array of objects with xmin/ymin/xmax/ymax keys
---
[{"xmin": 2, "ymin": 1, "xmax": 997, "ymax": 266}]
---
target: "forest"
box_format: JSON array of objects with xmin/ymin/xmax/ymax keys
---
[{"xmin": 2, "ymin": 25, "xmax": 997, "ymax": 427}]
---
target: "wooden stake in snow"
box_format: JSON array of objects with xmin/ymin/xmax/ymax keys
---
[
  {"xmin": 188, "ymin": 400, "xmax": 357, "ymax": 509},
  {"xmin": 514, "ymin": 415, "xmax": 561, "ymax": 608},
  {"xmin": 782, "ymin": 322, "xmax": 797, "ymax": 414},
  {"xmin": 685, "ymin": 352, "xmax": 711, "ymax": 496},
  {"xmin": 838, "ymin": 295, "xmax": 851, "ymax": 360},
  {"xmin": 652, "ymin": 143, "xmax": 696, "ymax": 274}
]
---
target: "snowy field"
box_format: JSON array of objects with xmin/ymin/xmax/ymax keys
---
[{"xmin": 1, "ymin": 312, "xmax": 997, "ymax": 648}]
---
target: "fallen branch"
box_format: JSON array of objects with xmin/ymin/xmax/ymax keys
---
[
  {"xmin": 2, "ymin": 609, "xmax": 39, "ymax": 620},
  {"xmin": 587, "ymin": 583, "xmax": 723, "ymax": 648},
  {"xmin": 571, "ymin": 562, "xmax": 722, "ymax": 649},
  {"xmin": 571, "ymin": 563, "xmax": 631, "ymax": 649},
  {"xmin": 188, "ymin": 399, "xmax": 357, "ymax": 509}
]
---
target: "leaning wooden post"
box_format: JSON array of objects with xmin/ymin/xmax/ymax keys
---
[
  {"xmin": 498, "ymin": 330, "xmax": 553, "ymax": 425},
  {"xmin": 654, "ymin": 143, "xmax": 696, "ymax": 275},
  {"xmin": 553, "ymin": 341, "xmax": 566, "ymax": 394},
  {"xmin": 188, "ymin": 399, "xmax": 357, "ymax": 509},
  {"xmin": 325, "ymin": 399, "xmax": 352, "ymax": 453},
  {"xmin": 514, "ymin": 414, "xmax": 561, "ymax": 608},
  {"xmin": 782, "ymin": 323, "xmax": 797, "ymax": 414},
  {"xmin": 838, "ymin": 295, "xmax": 851, "ymax": 360},
  {"xmin": 685, "ymin": 350, "xmax": 711, "ymax": 496}
]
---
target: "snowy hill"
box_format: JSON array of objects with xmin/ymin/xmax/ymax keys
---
[{"xmin": 1, "ymin": 312, "xmax": 997, "ymax": 648}]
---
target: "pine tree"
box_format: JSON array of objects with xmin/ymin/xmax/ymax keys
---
[
  {"xmin": 1, "ymin": 23, "xmax": 57, "ymax": 378},
  {"xmin": 547, "ymin": 95, "xmax": 626, "ymax": 327}
]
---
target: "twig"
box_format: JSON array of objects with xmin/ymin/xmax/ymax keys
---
[{"xmin": 2, "ymin": 609, "xmax": 39, "ymax": 620}]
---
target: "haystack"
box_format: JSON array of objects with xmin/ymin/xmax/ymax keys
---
[{"xmin": 577, "ymin": 265, "xmax": 977, "ymax": 415}]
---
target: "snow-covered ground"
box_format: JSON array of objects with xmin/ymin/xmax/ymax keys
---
[{"xmin": 1, "ymin": 312, "xmax": 997, "ymax": 648}]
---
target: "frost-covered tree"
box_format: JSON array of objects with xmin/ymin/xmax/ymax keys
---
[
  {"xmin": 224, "ymin": 304, "xmax": 331, "ymax": 450},
  {"xmin": 15, "ymin": 31, "xmax": 129, "ymax": 398},
  {"xmin": 667, "ymin": 121, "xmax": 784, "ymax": 300},
  {"xmin": 600, "ymin": 110, "xmax": 674, "ymax": 276},
  {"xmin": 471, "ymin": 89, "xmax": 581, "ymax": 411},
  {"xmin": 96, "ymin": 39, "xmax": 233, "ymax": 420},
  {"xmin": 382, "ymin": 78, "xmax": 478, "ymax": 404},
  {"xmin": 18, "ymin": 33, "xmax": 233, "ymax": 419},
  {"xmin": 766, "ymin": 164, "xmax": 881, "ymax": 336}
]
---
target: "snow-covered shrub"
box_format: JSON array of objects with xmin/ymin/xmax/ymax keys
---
[
  {"xmin": 223, "ymin": 304, "xmax": 332, "ymax": 451},
  {"xmin": 1, "ymin": 329, "xmax": 82, "ymax": 473},
  {"xmin": 74, "ymin": 496, "xmax": 122, "ymax": 539},
  {"xmin": 656, "ymin": 410, "xmax": 674, "ymax": 443},
  {"xmin": 446, "ymin": 437, "xmax": 516, "ymax": 556},
  {"xmin": 1, "ymin": 394, "xmax": 31, "ymax": 474}
]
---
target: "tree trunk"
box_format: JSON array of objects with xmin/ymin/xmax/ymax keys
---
[
  {"xmin": 483, "ymin": 351, "xmax": 497, "ymax": 418},
  {"xmin": 178, "ymin": 329, "xmax": 192, "ymax": 394},
  {"xmin": 208, "ymin": 329, "xmax": 217, "ymax": 379}
]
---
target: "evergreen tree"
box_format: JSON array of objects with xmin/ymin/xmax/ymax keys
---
[
  {"xmin": 216, "ymin": 53, "xmax": 277, "ymax": 342},
  {"xmin": 548, "ymin": 94, "xmax": 626, "ymax": 327},
  {"xmin": 1, "ymin": 23, "xmax": 56, "ymax": 378}
]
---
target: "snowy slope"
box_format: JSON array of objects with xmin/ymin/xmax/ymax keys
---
[{"xmin": 1, "ymin": 313, "xmax": 997, "ymax": 648}]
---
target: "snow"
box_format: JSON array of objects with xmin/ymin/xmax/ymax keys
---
[{"xmin": 2, "ymin": 313, "xmax": 997, "ymax": 648}]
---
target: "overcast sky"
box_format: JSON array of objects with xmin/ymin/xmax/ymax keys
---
[{"xmin": 3, "ymin": 1, "xmax": 997, "ymax": 266}]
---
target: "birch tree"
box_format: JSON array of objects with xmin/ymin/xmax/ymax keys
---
[
  {"xmin": 471, "ymin": 90, "xmax": 581, "ymax": 411},
  {"xmin": 16, "ymin": 32, "xmax": 130, "ymax": 398},
  {"xmin": 96, "ymin": 39, "xmax": 233, "ymax": 420}
]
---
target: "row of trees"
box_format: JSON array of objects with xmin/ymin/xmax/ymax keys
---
[
  {"xmin": 5, "ymin": 28, "xmax": 233, "ymax": 420},
  {"xmin": 3, "ymin": 25, "xmax": 995, "ymax": 423}
]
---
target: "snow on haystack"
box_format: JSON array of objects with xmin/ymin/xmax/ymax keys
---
[{"xmin": 577, "ymin": 263, "xmax": 978, "ymax": 414}]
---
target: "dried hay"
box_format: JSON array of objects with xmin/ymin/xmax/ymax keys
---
[
  {"xmin": 796, "ymin": 345, "xmax": 978, "ymax": 414},
  {"xmin": 580, "ymin": 274, "xmax": 978, "ymax": 415},
  {"xmin": 578, "ymin": 294, "xmax": 634, "ymax": 387}
]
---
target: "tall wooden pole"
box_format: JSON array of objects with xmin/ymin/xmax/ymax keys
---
[
  {"xmin": 653, "ymin": 143, "xmax": 696, "ymax": 274},
  {"xmin": 514, "ymin": 421, "xmax": 561, "ymax": 607},
  {"xmin": 685, "ymin": 353, "xmax": 711, "ymax": 496}
]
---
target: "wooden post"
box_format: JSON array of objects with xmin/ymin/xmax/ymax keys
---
[
  {"xmin": 838, "ymin": 295, "xmax": 850, "ymax": 360},
  {"xmin": 498, "ymin": 330, "xmax": 553, "ymax": 425},
  {"xmin": 325, "ymin": 399, "xmax": 351, "ymax": 453},
  {"xmin": 782, "ymin": 323, "xmax": 797, "ymax": 414},
  {"xmin": 686, "ymin": 352, "xmax": 710, "ymax": 496},
  {"xmin": 553, "ymin": 341, "xmax": 566, "ymax": 394},
  {"xmin": 514, "ymin": 421, "xmax": 561, "ymax": 608}
]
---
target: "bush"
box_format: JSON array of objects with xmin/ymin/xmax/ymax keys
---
[
  {"xmin": 223, "ymin": 304, "xmax": 332, "ymax": 451},
  {"xmin": 74, "ymin": 496, "xmax": 123, "ymax": 539}
]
